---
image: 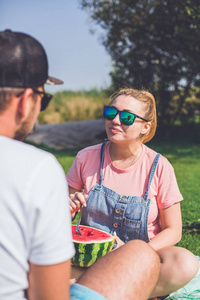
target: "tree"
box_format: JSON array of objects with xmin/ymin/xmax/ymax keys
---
[{"xmin": 79, "ymin": 0, "xmax": 200, "ymax": 125}]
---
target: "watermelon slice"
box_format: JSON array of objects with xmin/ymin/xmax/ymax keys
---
[{"xmin": 71, "ymin": 225, "xmax": 115, "ymax": 267}]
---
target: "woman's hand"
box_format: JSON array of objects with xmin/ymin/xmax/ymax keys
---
[
  {"xmin": 113, "ymin": 232, "xmax": 125, "ymax": 249},
  {"xmin": 69, "ymin": 189, "xmax": 87, "ymax": 219}
]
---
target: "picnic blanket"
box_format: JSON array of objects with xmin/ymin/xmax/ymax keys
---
[{"xmin": 166, "ymin": 256, "xmax": 200, "ymax": 299}]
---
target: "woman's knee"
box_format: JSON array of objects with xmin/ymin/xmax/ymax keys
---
[
  {"xmin": 177, "ymin": 249, "xmax": 199, "ymax": 281},
  {"xmin": 160, "ymin": 247, "xmax": 199, "ymax": 284},
  {"xmin": 126, "ymin": 239, "xmax": 160, "ymax": 266}
]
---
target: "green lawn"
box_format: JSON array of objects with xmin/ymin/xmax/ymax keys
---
[
  {"xmin": 147, "ymin": 138, "xmax": 200, "ymax": 255},
  {"xmin": 27, "ymin": 131, "xmax": 200, "ymax": 256}
]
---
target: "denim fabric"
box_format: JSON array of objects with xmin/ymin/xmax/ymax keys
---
[
  {"xmin": 70, "ymin": 283, "xmax": 107, "ymax": 300},
  {"xmin": 81, "ymin": 141, "xmax": 160, "ymax": 243}
]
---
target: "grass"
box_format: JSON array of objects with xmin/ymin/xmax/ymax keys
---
[
  {"xmin": 147, "ymin": 138, "xmax": 200, "ymax": 255},
  {"xmin": 27, "ymin": 125, "xmax": 200, "ymax": 256}
]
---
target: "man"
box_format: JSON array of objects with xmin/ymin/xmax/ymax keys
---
[{"xmin": 0, "ymin": 29, "xmax": 160, "ymax": 300}]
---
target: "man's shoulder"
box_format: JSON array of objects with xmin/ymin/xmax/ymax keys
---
[
  {"xmin": 19, "ymin": 139, "xmax": 53, "ymax": 160},
  {"xmin": 0, "ymin": 136, "xmax": 55, "ymax": 167}
]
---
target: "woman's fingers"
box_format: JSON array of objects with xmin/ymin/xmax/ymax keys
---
[
  {"xmin": 69, "ymin": 200, "xmax": 77, "ymax": 213},
  {"xmin": 69, "ymin": 192, "xmax": 87, "ymax": 213},
  {"xmin": 74, "ymin": 192, "xmax": 87, "ymax": 208},
  {"xmin": 113, "ymin": 232, "xmax": 125, "ymax": 248}
]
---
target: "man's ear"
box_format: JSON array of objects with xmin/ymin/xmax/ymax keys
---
[
  {"xmin": 141, "ymin": 122, "xmax": 151, "ymax": 134},
  {"xmin": 17, "ymin": 88, "xmax": 33, "ymax": 120}
]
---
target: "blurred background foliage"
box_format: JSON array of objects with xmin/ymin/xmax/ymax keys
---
[
  {"xmin": 39, "ymin": 0, "xmax": 200, "ymax": 129},
  {"xmin": 38, "ymin": 88, "xmax": 109, "ymax": 124},
  {"xmin": 39, "ymin": 86, "xmax": 200, "ymax": 126},
  {"xmin": 78, "ymin": 0, "xmax": 200, "ymax": 126}
]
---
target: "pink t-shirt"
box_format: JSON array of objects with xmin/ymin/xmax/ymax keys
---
[{"xmin": 66, "ymin": 142, "xmax": 183, "ymax": 239}]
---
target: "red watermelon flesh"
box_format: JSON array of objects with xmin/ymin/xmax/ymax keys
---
[{"xmin": 72, "ymin": 225, "xmax": 112, "ymax": 242}]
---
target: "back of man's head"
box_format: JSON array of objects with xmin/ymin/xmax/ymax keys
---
[
  {"xmin": 0, "ymin": 29, "xmax": 63, "ymax": 88},
  {"xmin": 0, "ymin": 29, "xmax": 63, "ymax": 112}
]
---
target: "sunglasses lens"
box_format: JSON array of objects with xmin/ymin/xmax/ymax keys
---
[
  {"xmin": 120, "ymin": 111, "xmax": 135, "ymax": 125},
  {"xmin": 40, "ymin": 94, "xmax": 52, "ymax": 111},
  {"xmin": 104, "ymin": 106, "xmax": 118, "ymax": 120}
]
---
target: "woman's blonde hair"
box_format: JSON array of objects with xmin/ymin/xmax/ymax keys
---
[{"xmin": 109, "ymin": 88, "xmax": 157, "ymax": 143}]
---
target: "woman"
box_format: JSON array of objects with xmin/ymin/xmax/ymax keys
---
[{"xmin": 67, "ymin": 88, "xmax": 199, "ymax": 299}]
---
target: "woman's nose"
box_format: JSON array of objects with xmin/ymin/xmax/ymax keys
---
[{"xmin": 112, "ymin": 112, "xmax": 121, "ymax": 124}]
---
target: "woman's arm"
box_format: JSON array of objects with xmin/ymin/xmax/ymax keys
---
[{"xmin": 148, "ymin": 202, "xmax": 182, "ymax": 251}]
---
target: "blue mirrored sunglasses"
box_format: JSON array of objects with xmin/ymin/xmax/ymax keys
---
[{"xmin": 103, "ymin": 106, "xmax": 148, "ymax": 126}]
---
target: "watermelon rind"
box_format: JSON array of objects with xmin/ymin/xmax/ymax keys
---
[{"xmin": 71, "ymin": 225, "xmax": 115, "ymax": 267}]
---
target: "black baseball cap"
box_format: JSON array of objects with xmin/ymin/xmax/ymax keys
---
[{"xmin": 0, "ymin": 29, "xmax": 63, "ymax": 88}]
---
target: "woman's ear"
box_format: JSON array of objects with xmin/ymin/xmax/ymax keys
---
[
  {"xmin": 141, "ymin": 122, "xmax": 151, "ymax": 134},
  {"xmin": 17, "ymin": 88, "xmax": 33, "ymax": 120}
]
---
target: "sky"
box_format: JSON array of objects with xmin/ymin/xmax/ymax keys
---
[{"xmin": 0, "ymin": 0, "xmax": 112, "ymax": 93}]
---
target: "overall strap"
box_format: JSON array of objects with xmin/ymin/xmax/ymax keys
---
[
  {"xmin": 144, "ymin": 153, "xmax": 161, "ymax": 201},
  {"xmin": 99, "ymin": 141, "xmax": 108, "ymax": 185}
]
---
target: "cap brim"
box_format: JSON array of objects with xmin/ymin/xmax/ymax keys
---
[{"xmin": 46, "ymin": 76, "xmax": 63, "ymax": 85}]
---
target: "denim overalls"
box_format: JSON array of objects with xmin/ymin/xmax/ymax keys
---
[{"xmin": 81, "ymin": 141, "xmax": 161, "ymax": 243}]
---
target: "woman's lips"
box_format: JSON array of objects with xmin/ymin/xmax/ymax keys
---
[{"xmin": 109, "ymin": 126, "xmax": 122, "ymax": 134}]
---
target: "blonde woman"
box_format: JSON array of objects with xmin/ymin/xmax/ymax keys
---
[{"xmin": 67, "ymin": 88, "xmax": 199, "ymax": 299}]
